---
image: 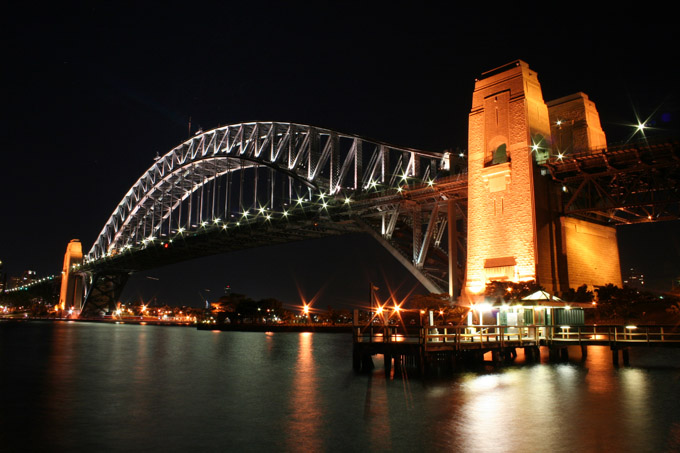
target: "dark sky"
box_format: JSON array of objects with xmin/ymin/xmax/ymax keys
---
[{"xmin": 2, "ymin": 3, "xmax": 678, "ymax": 309}]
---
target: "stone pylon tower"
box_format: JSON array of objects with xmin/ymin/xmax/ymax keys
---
[
  {"xmin": 463, "ymin": 60, "xmax": 622, "ymax": 300},
  {"xmin": 464, "ymin": 61, "xmax": 553, "ymax": 299},
  {"xmin": 59, "ymin": 239, "xmax": 84, "ymax": 315}
]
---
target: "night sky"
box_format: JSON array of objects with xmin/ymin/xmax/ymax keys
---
[{"xmin": 3, "ymin": 3, "xmax": 678, "ymax": 309}]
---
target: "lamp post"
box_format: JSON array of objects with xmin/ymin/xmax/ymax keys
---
[{"xmin": 303, "ymin": 304, "xmax": 310, "ymax": 324}]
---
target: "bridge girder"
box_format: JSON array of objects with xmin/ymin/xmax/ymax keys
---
[{"xmin": 545, "ymin": 139, "xmax": 680, "ymax": 224}]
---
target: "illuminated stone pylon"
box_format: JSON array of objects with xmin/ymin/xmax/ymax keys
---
[
  {"xmin": 463, "ymin": 60, "xmax": 622, "ymax": 300},
  {"xmin": 464, "ymin": 61, "xmax": 552, "ymax": 299},
  {"xmin": 58, "ymin": 239, "xmax": 84, "ymax": 315}
]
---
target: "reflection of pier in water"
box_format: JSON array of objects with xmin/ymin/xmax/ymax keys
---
[{"xmin": 352, "ymin": 318, "xmax": 680, "ymax": 375}]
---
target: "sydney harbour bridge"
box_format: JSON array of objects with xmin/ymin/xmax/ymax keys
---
[{"xmin": 4, "ymin": 64, "xmax": 679, "ymax": 318}]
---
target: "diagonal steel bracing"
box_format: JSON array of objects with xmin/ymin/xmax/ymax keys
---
[{"xmin": 546, "ymin": 138, "xmax": 680, "ymax": 224}]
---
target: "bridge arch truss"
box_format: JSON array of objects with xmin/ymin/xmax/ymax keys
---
[{"xmin": 88, "ymin": 122, "xmax": 450, "ymax": 264}]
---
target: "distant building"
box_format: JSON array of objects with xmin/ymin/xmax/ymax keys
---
[
  {"xmin": 623, "ymin": 267, "xmax": 645, "ymax": 289},
  {"xmin": 8, "ymin": 270, "xmax": 38, "ymax": 289}
]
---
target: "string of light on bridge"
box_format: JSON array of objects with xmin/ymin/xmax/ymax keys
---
[
  {"xmin": 4, "ymin": 275, "xmax": 58, "ymax": 293},
  {"xmin": 3, "ymin": 167, "xmax": 445, "ymax": 295},
  {"xmin": 91, "ymin": 175, "xmax": 440, "ymax": 262}
]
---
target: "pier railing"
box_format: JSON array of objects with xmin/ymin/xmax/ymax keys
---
[
  {"xmin": 353, "ymin": 324, "xmax": 680, "ymax": 347},
  {"xmin": 546, "ymin": 324, "xmax": 680, "ymax": 344}
]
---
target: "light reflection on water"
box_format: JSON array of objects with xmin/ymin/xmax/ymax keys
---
[
  {"xmin": 286, "ymin": 332, "xmax": 322, "ymax": 451},
  {"xmin": 1, "ymin": 322, "xmax": 679, "ymax": 452}
]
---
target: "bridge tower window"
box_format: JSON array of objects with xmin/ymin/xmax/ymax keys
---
[
  {"xmin": 492, "ymin": 143, "xmax": 507, "ymax": 165},
  {"xmin": 486, "ymin": 143, "xmax": 508, "ymax": 166}
]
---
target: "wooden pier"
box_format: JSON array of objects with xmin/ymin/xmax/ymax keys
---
[{"xmin": 352, "ymin": 321, "xmax": 680, "ymax": 374}]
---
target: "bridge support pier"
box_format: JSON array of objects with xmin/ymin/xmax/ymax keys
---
[{"xmin": 81, "ymin": 272, "xmax": 130, "ymax": 318}]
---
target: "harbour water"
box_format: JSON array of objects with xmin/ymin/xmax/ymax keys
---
[{"xmin": 1, "ymin": 320, "xmax": 679, "ymax": 452}]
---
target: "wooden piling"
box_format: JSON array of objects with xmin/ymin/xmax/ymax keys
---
[
  {"xmin": 384, "ymin": 352, "xmax": 392, "ymax": 376},
  {"xmin": 560, "ymin": 347, "xmax": 569, "ymax": 361}
]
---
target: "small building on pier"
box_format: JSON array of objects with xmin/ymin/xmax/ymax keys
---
[{"xmin": 468, "ymin": 290, "xmax": 590, "ymax": 329}]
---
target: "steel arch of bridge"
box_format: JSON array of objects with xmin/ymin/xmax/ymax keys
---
[
  {"xmin": 88, "ymin": 122, "xmax": 448, "ymax": 262},
  {"xmin": 80, "ymin": 122, "xmax": 464, "ymax": 315}
]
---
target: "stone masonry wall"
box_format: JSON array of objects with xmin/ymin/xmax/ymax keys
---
[{"xmin": 561, "ymin": 217, "xmax": 622, "ymax": 289}]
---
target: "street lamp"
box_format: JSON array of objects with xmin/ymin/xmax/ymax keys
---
[{"xmin": 302, "ymin": 304, "xmax": 310, "ymax": 323}]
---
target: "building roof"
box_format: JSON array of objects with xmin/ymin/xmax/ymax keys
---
[
  {"xmin": 518, "ymin": 291, "xmax": 593, "ymax": 308},
  {"xmin": 521, "ymin": 290, "xmax": 563, "ymax": 301}
]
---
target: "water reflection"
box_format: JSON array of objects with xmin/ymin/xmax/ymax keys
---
[
  {"xmin": 421, "ymin": 346, "xmax": 680, "ymax": 452},
  {"xmin": 364, "ymin": 358, "xmax": 393, "ymax": 451},
  {"xmin": 584, "ymin": 344, "xmax": 615, "ymax": 394},
  {"xmin": 619, "ymin": 368, "xmax": 652, "ymax": 447},
  {"xmin": 2, "ymin": 323, "xmax": 679, "ymax": 452},
  {"xmin": 44, "ymin": 322, "xmax": 78, "ymax": 443},
  {"xmin": 286, "ymin": 332, "xmax": 322, "ymax": 451}
]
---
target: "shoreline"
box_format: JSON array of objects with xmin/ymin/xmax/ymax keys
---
[
  {"xmin": 1, "ymin": 317, "xmax": 196, "ymax": 327},
  {"xmin": 1, "ymin": 317, "xmax": 354, "ymax": 332},
  {"xmin": 197, "ymin": 323, "xmax": 353, "ymax": 333}
]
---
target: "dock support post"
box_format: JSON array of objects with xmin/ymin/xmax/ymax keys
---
[
  {"xmin": 353, "ymin": 345, "xmax": 361, "ymax": 371},
  {"xmin": 560, "ymin": 347, "xmax": 569, "ymax": 361},
  {"xmin": 524, "ymin": 346, "xmax": 539, "ymax": 362},
  {"xmin": 622, "ymin": 348, "xmax": 630, "ymax": 366},
  {"xmin": 384, "ymin": 352, "xmax": 392, "ymax": 376},
  {"xmin": 362, "ymin": 353, "xmax": 374, "ymax": 372},
  {"xmin": 394, "ymin": 354, "xmax": 402, "ymax": 375},
  {"xmin": 612, "ymin": 348, "xmax": 619, "ymax": 367},
  {"xmin": 580, "ymin": 345, "xmax": 588, "ymax": 362}
]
